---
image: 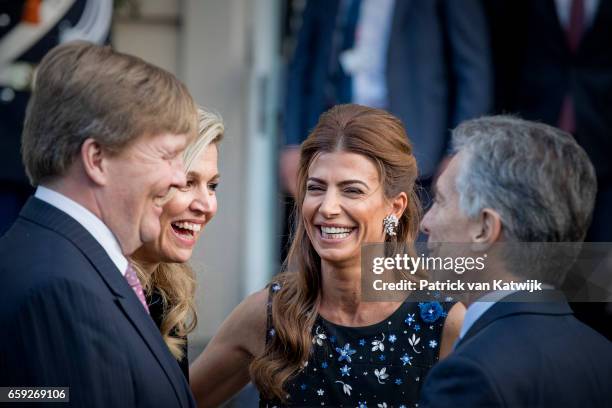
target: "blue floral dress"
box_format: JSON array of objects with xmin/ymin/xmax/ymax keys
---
[{"xmin": 260, "ymin": 283, "xmax": 452, "ymax": 408}]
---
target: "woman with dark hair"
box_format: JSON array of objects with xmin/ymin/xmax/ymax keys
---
[{"xmin": 190, "ymin": 104, "xmax": 464, "ymax": 407}]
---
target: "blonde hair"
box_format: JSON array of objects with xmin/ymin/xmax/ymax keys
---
[
  {"xmin": 134, "ymin": 108, "xmax": 224, "ymax": 360},
  {"xmin": 22, "ymin": 41, "xmax": 197, "ymax": 186}
]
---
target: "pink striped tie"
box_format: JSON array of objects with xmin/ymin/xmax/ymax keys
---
[{"xmin": 125, "ymin": 263, "xmax": 149, "ymax": 314}]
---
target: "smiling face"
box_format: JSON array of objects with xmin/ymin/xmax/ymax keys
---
[
  {"xmin": 302, "ymin": 151, "xmax": 399, "ymax": 266},
  {"xmin": 101, "ymin": 132, "xmax": 189, "ymax": 255},
  {"xmin": 137, "ymin": 143, "xmax": 220, "ymax": 264}
]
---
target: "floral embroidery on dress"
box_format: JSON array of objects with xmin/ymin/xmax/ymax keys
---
[
  {"xmin": 400, "ymin": 353, "xmax": 413, "ymax": 366},
  {"xmin": 260, "ymin": 282, "xmax": 451, "ymax": 408},
  {"xmin": 336, "ymin": 343, "xmax": 357, "ymax": 363},
  {"xmin": 374, "ymin": 367, "xmax": 389, "ymax": 384},
  {"xmin": 371, "ymin": 333, "xmax": 385, "ymax": 352},
  {"xmin": 409, "ymin": 333, "xmax": 422, "ymax": 354},
  {"xmin": 312, "ymin": 325, "xmax": 327, "ymax": 346},
  {"xmin": 404, "ymin": 313, "xmax": 416, "ymax": 326},
  {"xmin": 418, "ymin": 301, "xmax": 446, "ymax": 323},
  {"xmin": 335, "ymin": 380, "xmax": 352, "ymax": 395}
]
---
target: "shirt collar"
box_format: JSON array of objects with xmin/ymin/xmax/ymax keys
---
[
  {"xmin": 459, "ymin": 297, "xmax": 498, "ymax": 340},
  {"xmin": 459, "ymin": 285, "xmax": 556, "ymax": 339},
  {"xmin": 35, "ymin": 186, "xmax": 128, "ymax": 275}
]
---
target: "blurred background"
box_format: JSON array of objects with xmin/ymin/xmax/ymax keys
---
[
  {"xmin": 1, "ymin": 0, "xmax": 288, "ymax": 351},
  {"xmin": 1, "ymin": 0, "xmax": 611, "ymax": 398}
]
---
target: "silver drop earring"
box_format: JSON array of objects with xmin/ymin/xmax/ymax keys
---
[{"xmin": 383, "ymin": 214, "xmax": 399, "ymax": 237}]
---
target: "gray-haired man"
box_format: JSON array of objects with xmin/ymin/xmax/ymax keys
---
[{"xmin": 419, "ymin": 116, "xmax": 611, "ymax": 407}]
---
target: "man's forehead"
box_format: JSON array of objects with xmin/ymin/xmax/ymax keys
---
[
  {"xmin": 148, "ymin": 132, "xmax": 189, "ymax": 148},
  {"xmin": 436, "ymin": 153, "xmax": 464, "ymax": 195}
]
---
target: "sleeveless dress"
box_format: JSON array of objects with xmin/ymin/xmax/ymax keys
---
[
  {"xmin": 148, "ymin": 290, "xmax": 189, "ymax": 380},
  {"xmin": 260, "ymin": 282, "xmax": 452, "ymax": 408}
]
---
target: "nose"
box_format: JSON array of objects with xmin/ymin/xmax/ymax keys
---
[
  {"xmin": 319, "ymin": 189, "xmax": 341, "ymax": 218},
  {"xmin": 169, "ymin": 156, "xmax": 187, "ymax": 189},
  {"xmin": 420, "ymin": 209, "xmax": 431, "ymax": 235},
  {"xmin": 190, "ymin": 189, "xmax": 215, "ymax": 214}
]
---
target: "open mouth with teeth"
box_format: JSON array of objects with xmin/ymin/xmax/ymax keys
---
[
  {"xmin": 171, "ymin": 221, "xmax": 202, "ymax": 240},
  {"xmin": 319, "ymin": 226, "xmax": 356, "ymax": 240}
]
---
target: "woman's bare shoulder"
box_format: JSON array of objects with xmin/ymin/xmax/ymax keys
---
[
  {"xmin": 236, "ymin": 288, "xmax": 269, "ymax": 328},
  {"xmin": 439, "ymin": 301, "xmax": 466, "ymax": 359},
  {"xmin": 216, "ymin": 287, "xmax": 270, "ymax": 356}
]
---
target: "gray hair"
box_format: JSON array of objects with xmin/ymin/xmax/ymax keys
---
[
  {"xmin": 451, "ymin": 116, "xmax": 597, "ymax": 286},
  {"xmin": 452, "ymin": 115, "xmax": 596, "ymax": 243}
]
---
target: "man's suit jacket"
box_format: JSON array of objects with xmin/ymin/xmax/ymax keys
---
[
  {"xmin": 489, "ymin": 0, "xmax": 612, "ymax": 181},
  {"xmin": 284, "ymin": 0, "xmax": 492, "ymax": 178},
  {"xmin": 0, "ymin": 197, "xmax": 195, "ymax": 407},
  {"xmin": 419, "ymin": 292, "xmax": 612, "ymax": 407}
]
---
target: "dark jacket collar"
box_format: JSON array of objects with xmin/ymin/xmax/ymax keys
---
[
  {"xmin": 20, "ymin": 197, "xmax": 194, "ymax": 407},
  {"xmin": 457, "ymin": 290, "xmax": 573, "ymax": 349}
]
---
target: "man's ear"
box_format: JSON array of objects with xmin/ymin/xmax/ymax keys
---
[
  {"xmin": 81, "ymin": 138, "xmax": 109, "ymax": 186},
  {"xmin": 471, "ymin": 208, "xmax": 502, "ymax": 250},
  {"xmin": 391, "ymin": 191, "xmax": 408, "ymax": 219}
]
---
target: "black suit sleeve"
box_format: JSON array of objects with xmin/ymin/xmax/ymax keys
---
[
  {"xmin": 419, "ymin": 355, "xmax": 503, "ymax": 408},
  {"xmin": 1, "ymin": 278, "xmax": 135, "ymax": 407}
]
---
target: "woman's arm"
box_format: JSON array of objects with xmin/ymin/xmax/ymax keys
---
[
  {"xmin": 439, "ymin": 302, "xmax": 466, "ymax": 359},
  {"xmin": 189, "ymin": 289, "xmax": 268, "ymax": 408}
]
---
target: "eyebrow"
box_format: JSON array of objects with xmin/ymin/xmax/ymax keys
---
[
  {"xmin": 307, "ymin": 177, "xmax": 370, "ymax": 189},
  {"xmin": 187, "ymin": 171, "xmax": 220, "ymax": 180}
]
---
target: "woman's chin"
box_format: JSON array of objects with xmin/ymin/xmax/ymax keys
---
[
  {"xmin": 161, "ymin": 248, "xmax": 193, "ymax": 264},
  {"xmin": 317, "ymin": 248, "xmax": 360, "ymax": 266}
]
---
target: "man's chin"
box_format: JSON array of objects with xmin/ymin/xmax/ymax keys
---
[{"xmin": 140, "ymin": 223, "xmax": 162, "ymax": 248}]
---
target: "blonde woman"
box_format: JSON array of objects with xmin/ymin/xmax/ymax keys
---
[{"xmin": 132, "ymin": 108, "xmax": 224, "ymax": 379}]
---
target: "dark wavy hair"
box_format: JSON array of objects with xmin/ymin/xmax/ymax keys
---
[{"xmin": 250, "ymin": 104, "xmax": 421, "ymax": 401}]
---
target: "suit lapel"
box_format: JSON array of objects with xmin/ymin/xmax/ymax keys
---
[
  {"xmin": 456, "ymin": 290, "xmax": 573, "ymax": 349},
  {"xmin": 20, "ymin": 197, "xmax": 192, "ymax": 407},
  {"xmin": 115, "ymin": 298, "xmax": 192, "ymax": 407}
]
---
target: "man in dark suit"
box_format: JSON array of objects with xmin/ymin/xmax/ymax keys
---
[
  {"xmin": 419, "ymin": 116, "xmax": 612, "ymax": 407},
  {"xmin": 0, "ymin": 42, "xmax": 198, "ymax": 407},
  {"xmin": 487, "ymin": 0, "xmax": 612, "ymax": 241},
  {"xmin": 486, "ymin": 0, "xmax": 612, "ymax": 341},
  {"xmin": 281, "ymin": 0, "xmax": 492, "ymax": 196}
]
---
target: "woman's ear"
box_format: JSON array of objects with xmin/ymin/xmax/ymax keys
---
[
  {"xmin": 81, "ymin": 138, "xmax": 108, "ymax": 186},
  {"xmin": 391, "ymin": 191, "xmax": 408, "ymax": 219}
]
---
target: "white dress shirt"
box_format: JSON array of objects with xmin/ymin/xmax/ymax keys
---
[
  {"xmin": 35, "ymin": 185, "xmax": 128, "ymax": 275},
  {"xmin": 339, "ymin": 0, "xmax": 395, "ymax": 108}
]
